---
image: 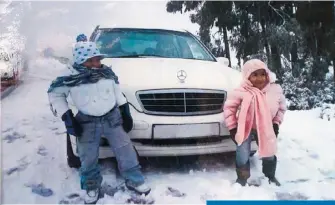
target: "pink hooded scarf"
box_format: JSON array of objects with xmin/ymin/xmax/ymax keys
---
[{"xmin": 225, "ymin": 59, "xmax": 279, "ymax": 158}]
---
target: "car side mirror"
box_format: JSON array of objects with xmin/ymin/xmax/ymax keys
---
[{"xmin": 216, "ymin": 57, "xmax": 229, "ymax": 66}]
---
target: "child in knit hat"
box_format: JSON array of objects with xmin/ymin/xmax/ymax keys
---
[{"xmin": 48, "ymin": 41, "xmax": 150, "ymax": 204}]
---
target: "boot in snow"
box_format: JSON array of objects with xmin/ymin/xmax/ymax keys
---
[
  {"xmin": 268, "ymin": 177, "xmax": 281, "ymax": 186},
  {"xmin": 84, "ymin": 188, "xmax": 102, "ymax": 204},
  {"xmin": 125, "ymin": 180, "xmax": 151, "ymax": 195},
  {"xmin": 262, "ymin": 156, "xmax": 281, "ymax": 186},
  {"xmin": 235, "ymin": 161, "xmax": 250, "ymax": 186}
]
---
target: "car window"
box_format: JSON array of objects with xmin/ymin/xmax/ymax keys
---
[
  {"xmin": 95, "ymin": 28, "xmax": 215, "ymax": 61},
  {"xmin": 182, "ymin": 36, "xmax": 206, "ymax": 60}
]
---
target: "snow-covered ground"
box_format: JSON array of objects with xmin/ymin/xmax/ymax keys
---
[
  {"xmin": 2, "ymin": 57, "xmax": 335, "ymax": 204},
  {"xmin": 1, "ymin": 1, "xmax": 335, "ymax": 204}
]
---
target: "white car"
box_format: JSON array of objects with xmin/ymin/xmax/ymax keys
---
[{"xmin": 66, "ymin": 25, "xmax": 257, "ymax": 168}]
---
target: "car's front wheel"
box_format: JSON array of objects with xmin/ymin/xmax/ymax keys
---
[{"xmin": 67, "ymin": 134, "xmax": 81, "ymax": 169}]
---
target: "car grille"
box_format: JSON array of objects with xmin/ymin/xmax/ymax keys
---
[{"xmin": 136, "ymin": 89, "xmax": 226, "ymax": 116}]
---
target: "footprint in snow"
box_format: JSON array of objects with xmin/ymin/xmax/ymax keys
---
[
  {"xmin": 55, "ymin": 131, "xmax": 65, "ymax": 135},
  {"xmin": 37, "ymin": 146, "xmax": 48, "ymax": 156},
  {"xmin": 59, "ymin": 186, "xmax": 154, "ymax": 204},
  {"xmin": 318, "ymin": 169, "xmax": 335, "ymax": 181},
  {"xmin": 6, "ymin": 167, "xmax": 23, "ymax": 175},
  {"xmin": 309, "ymin": 153, "xmax": 319, "ymax": 159},
  {"xmin": 165, "ymin": 187, "xmax": 186, "ymax": 197},
  {"xmin": 286, "ymin": 178, "xmax": 309, "ymax": 184},
  {"xmin": 275, "ymin": 192, "xmax": 309, "ymax": 200},
  {"xmin": 59, "ymin": 194, "xmax": 84, "ymax": 204},
  {"xmin": 6, "ymin": 157, "xmax": 30, "ymax": 175},
  {"xmin": 25, "ymin": 183, "xmax": 54, "ymax": 197},
  {"xmin": 3, "ymin": 131, "xmax": 26, "ymax": 143},
  {"xmin": 2, "ymin": 127, "xmax": 13, "ymax": 133}
]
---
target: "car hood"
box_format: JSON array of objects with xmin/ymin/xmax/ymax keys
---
[
  {"xmin": 101, "ymin": 58, "xmax": 242, "ymax": 109},
  {"xmin": 102, "ymin": 58, "xmax": 241, "ymax": 90}
]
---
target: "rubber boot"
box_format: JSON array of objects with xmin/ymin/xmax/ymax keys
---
[
  {"xmin": 262, "ymin": 156, "xmax": 281, "ymax": 186},
  {"xmin": 235, "ymin": 161, "xmax": 250, "ymax": 186}
]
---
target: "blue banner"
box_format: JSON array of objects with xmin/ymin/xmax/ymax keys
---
[{"xmin": 207, "ymin": 201, "xmax": 335, "ymax": 205}]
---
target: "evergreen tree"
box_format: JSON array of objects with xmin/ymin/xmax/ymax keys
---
[{"xmin": 166, "ymin": 0, "xmax": 335, "ymax": 110}]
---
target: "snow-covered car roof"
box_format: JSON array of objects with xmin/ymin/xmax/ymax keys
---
[{"xmin": 97, "ymin": 23, "xmax": 189, "ymax": 33}]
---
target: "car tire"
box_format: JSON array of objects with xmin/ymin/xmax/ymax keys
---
[
  {"xmin": 133, "ymin": 145, "xmax": 141, "ymax": 161},
  {"xmin": 133, "ymin": 145, "xmax": 147, "ymax": 166},
  {"xmin": 67, "ymin": 133, "xmax": 81, "ymax": 169}
]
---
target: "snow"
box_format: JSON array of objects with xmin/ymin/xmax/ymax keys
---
[
  {"xmin": 1, "ymin": 1, "xmax": 335, "ymax": 204},
  {"xmin": 0, "ymin": 1, "xmax": 12, "ymax": 18},
  {"xmin": 2, "ymin": 58, "xmax": 335, "ymax": 204},
  {"xmin": 326, "ymin": 66, "xmax": 334, "ymax": 81},
  {"xmin": 2, "ymin": 67, "xmax": 335, "ymax": 202}
]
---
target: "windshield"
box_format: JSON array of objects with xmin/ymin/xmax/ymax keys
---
[{"xmin": 95, "ymin": 28, "xmax": 215, "ymax": 61}]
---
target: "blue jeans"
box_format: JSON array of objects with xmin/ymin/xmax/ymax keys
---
[
  {"xmin": 236, "ymin": 130, "xmax": 274, "ymax": 167},
  {"xmin": 75, "ymin": 108, "xmax": 145, "ymax": 191}
]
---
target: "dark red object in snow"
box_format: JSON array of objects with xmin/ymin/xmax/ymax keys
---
[{"xmin": 1, "ymin": 68, "xmax": 20, "ymax": 98}]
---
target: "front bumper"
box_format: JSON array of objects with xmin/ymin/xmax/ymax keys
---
[
  {"xmin": 127, "ymin": 104, "xmax": 231, "ymax": 139},
  {"xmin": 102, "ymin": 139, "xmax": 257, "ymax": 158},
  {"xmin": 70, "ymin": 104, "xmax": 258, "ymax": 158},
  {"xmin": 70, "ymin": 136, "xmax": 258, "ymax": 158}
]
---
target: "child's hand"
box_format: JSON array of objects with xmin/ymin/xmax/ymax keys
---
[
  {"xmin": 229, "ymin": 128, "xmax": 238, "ymax": 145},
  {"xmin": 273, "ymin": 124, "xmax": 279, "ymax": 137}
]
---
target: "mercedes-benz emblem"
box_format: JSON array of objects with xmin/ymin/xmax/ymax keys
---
[{"xmin": 177, "ymin": 70, "xmax": 187, "ymax": 83}]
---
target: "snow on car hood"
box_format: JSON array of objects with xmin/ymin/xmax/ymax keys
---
[{"xmin": 102, "ymin": 57, "xmax": 242, "ymax": 108}]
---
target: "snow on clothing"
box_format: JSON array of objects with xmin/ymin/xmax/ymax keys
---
[{"xmin": 223, "ymin": 59, "xmax": 287, "ymax": 158}]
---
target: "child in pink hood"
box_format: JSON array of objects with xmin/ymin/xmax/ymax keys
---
[{"xmin": 223, "ymin": 59, "xmax": 286, "ymax": 186}]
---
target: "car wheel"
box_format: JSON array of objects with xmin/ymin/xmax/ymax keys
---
[
  {"xmin": 133, "ymin": 145, "xmax": 140, "ymax": 160},
  {"xmin": 133, "ymin": 145, "xmax": 147, "ymax": 166},
  {"xmin": 67, "ymin": 133, "xmax": 81, "ymax": 169}
]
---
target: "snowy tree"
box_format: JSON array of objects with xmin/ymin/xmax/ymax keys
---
[{"xmin": 167, "ymin": 1, "xmax": 335, "ymax": 110}]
